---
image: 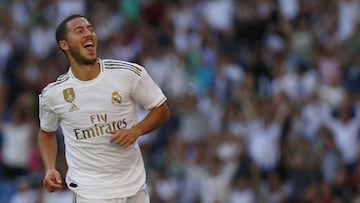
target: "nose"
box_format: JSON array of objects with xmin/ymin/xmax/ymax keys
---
[{"xmin": 84, "ymin": 28, "xmax": 94, "ymax": 37}]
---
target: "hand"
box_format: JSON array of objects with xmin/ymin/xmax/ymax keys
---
[
  {"xmin": 109, "ymin": 128, "xmax": 139, "ymax": 147},
  {"xmin": 43, "ymin": 169, "xmax": 63, "ymax": 192}
]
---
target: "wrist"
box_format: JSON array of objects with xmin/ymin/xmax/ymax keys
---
[{"xmin": 130, "ymin": 126, "xmax": 143, "ymax": 138}]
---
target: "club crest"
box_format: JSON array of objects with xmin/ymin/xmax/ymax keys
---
[{"xmin": 112, "ymin": 91, "xmax": 122, "ymax": 105}]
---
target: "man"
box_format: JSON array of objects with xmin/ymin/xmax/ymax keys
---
[{"xmin": 38, "ymin": 14, "xmax": 170, "ymax": 203}]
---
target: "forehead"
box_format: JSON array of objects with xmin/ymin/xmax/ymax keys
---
[{"xmin": 66, "ymin": 17, "xmax": 92, "ymax": 30}]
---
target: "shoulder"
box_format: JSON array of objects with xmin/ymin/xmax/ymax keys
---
[
  {"xmin": 102, "ymin": 59, "xmax": 146, "ymax": 77},
  {"xmin": 41, "ymin": 71, "xmax": 70, "ymax": 95}
]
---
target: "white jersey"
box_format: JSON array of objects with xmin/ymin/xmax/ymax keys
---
[{"xmin": 39, "ymin": 59, "xmax": 167, "ymax": 199}]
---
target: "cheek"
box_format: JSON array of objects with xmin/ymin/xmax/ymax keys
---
[
  {"xmin": 66, "ymin": 36, "xmax": 81, "ymax": 47},
  {"xmin": 67, "ymin": 40, "xmax": 81, "ymax": 52}
]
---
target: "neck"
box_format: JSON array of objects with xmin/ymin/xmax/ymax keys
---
[{"xmin": 70, "ymin": 59, "xmax": 100, "ymax": 81}]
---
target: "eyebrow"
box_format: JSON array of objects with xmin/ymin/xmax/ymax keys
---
[{"xmin": 73, "ymin": 24, "xmax": 93, "ymax": 31}]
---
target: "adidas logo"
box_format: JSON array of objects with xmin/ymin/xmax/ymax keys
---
[{"xmin": 69, "ymin": 103, "xmax": 79, "ymax": 112}]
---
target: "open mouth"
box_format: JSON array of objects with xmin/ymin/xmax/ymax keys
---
[
  {"xmin": 83, "ymin": 41, "xmax": 95, "ymax": 51},
  {"xmin": 84, "ymin": 41, "xmax": 94, "ymax": 48}
]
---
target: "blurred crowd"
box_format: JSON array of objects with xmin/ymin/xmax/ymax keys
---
[{"xmin": 2, "ymin": 0, "xmax": 360, "ymax": 202}]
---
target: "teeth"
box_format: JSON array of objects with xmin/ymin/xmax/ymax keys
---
[{"xmin": 84, "ymin": 41, "xmax": 93, "ymax": 47}]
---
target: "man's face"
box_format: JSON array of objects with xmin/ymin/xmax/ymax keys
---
[{"xmin": 62, "ymin": 17, "xmax": 98, "ymax": 65}]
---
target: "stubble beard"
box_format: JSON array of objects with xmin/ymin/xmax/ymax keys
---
[{"xmin": 69, "ymin": 46, "xmax": 97, "ymax": 65}]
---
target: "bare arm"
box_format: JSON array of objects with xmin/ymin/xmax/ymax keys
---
[
  {"xmin": 38, "ymin": 129, "xmax": 63, "ymax": 192},
  {"xmin": 110, "ymin": 102, "xmax": 171, "ymax": 147},
  {"xmin": 132, "ymin": 102, "xmax": 171, "ymax": 136},
  {"xmin": 38, "ymin": 130, "xmax": 58, "ymax": 170}
]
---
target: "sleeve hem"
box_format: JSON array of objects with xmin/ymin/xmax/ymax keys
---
[
  {"xmin": 40, "ymin": 127, "xmax": 57, "ymax": 133},
  {"xmin": 147, "ymin": 97, "xmax": 167, "ymax": 110}
]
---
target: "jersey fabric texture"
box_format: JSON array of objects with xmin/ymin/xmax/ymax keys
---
[{"xmin": 39, "ymin": 59, "xmax": 167, "ymax": 199}]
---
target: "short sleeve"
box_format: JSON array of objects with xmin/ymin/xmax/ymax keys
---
[
  {"xmin": 132, "ymin": 69, "xmax": 167, "ymax": 111},
  {"xmin": 39, "ymin": 94, "xmax": 59, "ymax": 132}
]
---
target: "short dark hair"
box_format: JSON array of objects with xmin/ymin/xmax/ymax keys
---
[{"xmin": 55, "ymin": 14, "xmax": 87, "ymax": 44}]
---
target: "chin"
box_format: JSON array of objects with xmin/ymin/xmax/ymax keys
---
[
  {"xmin": 70, "ymin": 50, "xmax": 97, "ymax": 65},
  {"xmin": 82, "ymin": 55, "xmax": 97, "ymax": 65},
  {"xmin": 84, "ymin": 58, "xmax": 97, "ymax": 65}
]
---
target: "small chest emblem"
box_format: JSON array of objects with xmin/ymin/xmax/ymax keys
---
[
  {"xmin": 63, "ymin": 88, "xmax": 79, "ymax": 112},
  {"xmin": 111, "ymin": 91, "xmax": 122, "ymax": 106},
  {"xmin": 63, "ymin": 88, "xmax": 75, "ymax": 103}
]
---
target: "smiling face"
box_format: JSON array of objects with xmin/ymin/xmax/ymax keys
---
[{"xmin": 60, "ymin": 17, "xmax": 98, "ymax": 65}]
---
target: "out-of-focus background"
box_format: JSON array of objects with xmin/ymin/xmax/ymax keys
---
[{"xmin": 1, "ymin": 0, "xmax": 360, "ymax": 202}]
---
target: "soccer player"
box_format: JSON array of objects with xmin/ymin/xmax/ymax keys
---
[{"xmin": 38, "ymin": 14, "xmax": 170, "ymax": 203}]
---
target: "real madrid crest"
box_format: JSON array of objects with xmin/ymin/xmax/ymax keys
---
[
  {"xmin": 111, "ymin": 91, "xmax": 122, "ymax": 106},
  {"xmin": 63, "ymin": 88, "xmax": 79, "ymax": 112}
]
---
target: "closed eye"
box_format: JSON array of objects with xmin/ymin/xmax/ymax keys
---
[{"xmin": 74, "ymin": 28, "xmax": 83, "ymax": 34}]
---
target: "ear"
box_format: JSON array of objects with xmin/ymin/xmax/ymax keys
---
[{"xmin": 59, "ymin": 40, "xmax": 69, "ymax": 52}]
